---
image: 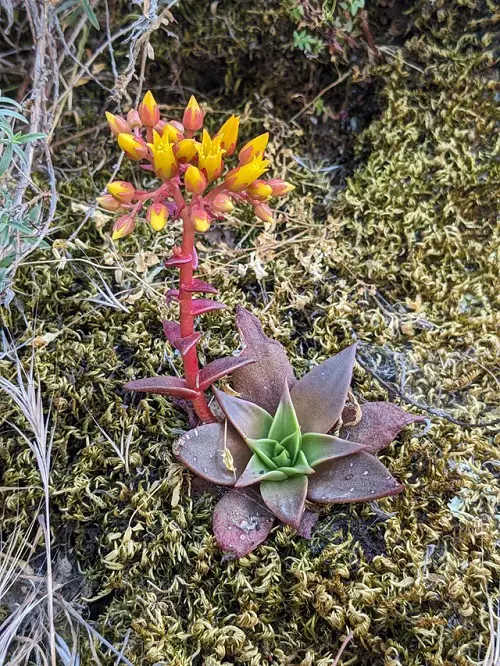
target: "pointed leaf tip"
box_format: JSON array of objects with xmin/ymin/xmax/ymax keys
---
[
  {"xmin": 213, "ymin": 488, "xmax": 275, "ymax": 558},
  {"xmin": 213, "ymin": 387, "xmax": 273, "ymax": 440},
  {"xmin": 291, "ymin": 342, "xmax": 358, "ymax": 435},
  {"xmin": 124, "ymin": 376, "xmax": 199, "ymax": 400},
  {"xmin": 189, "ymin": 299, "xmax": 226, "ymax": 316},
  {"xmin": 341, "ymin": 401, "xmax": 427, "ymax": 454},
  {"xmin": 260, "ymin": 475, "xmax": 308, "ymax": 529},
  {"xmin": 199, "ymin": 356, "xmax": 256, "ymax": 390},
  {"xmin": 232, "ymin": 306, "xmax": 296, "ymax": 414}
]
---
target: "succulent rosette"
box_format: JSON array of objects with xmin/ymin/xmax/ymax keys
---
[{"xmin": 174, "ymin": 306, "xmax": 425, "ymax": 558}]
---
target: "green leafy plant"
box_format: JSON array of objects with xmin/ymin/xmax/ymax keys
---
[
  {"xmin": 293, "ymin": 29, "xmax": 324, "ymax": 55},
  {"xmin": 0, "ymin": 93, "xmax": 47, "ymax": 303}
]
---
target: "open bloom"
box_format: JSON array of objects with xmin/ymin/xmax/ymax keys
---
[
  {"xmin": 225, "ymin": 156, "xmax": 270, "ymax": 192},
  {"xmin": 197, "ymin": 130, "xmax": 225, "ymax": 182},
  {"xmin": 238, "ymin": 132, "xmax": 269, "ymax": 165},
  {"xmin": 149, "ymin": 130, "xmax": 178, "ymax": 179},
  {"xmin": 215, "ymin": 115, "xmax": 239, "ymax": 156},
  {"xmin": 173, "ymin": 307, "xmax": 424, "ymax": 558}
]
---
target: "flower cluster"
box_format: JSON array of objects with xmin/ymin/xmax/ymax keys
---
[{"xmin": 98, "ymin": 91, "xmax": 294, "ymax": 240}]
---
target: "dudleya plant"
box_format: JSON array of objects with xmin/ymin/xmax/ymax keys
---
[
  {"xmin": 101, "ymin": 91, "xmax": 294, "ymax": 422},
  {"xmin": 174, "ymin": 307, "xmax": 425, "ymax": 558}
]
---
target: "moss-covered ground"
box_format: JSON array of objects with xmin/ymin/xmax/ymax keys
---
[{"xmin": 1, "ymin": 0, "xmax": 499, "ymax": 664}]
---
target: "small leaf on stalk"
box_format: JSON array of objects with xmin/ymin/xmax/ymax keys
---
[
  {"xmin": 198, "ymin": 356, "xmax": 256, "ymax": 390},
  {"xmin": 165, "ymin": 253, "xmax": 192, "ymax": 266},
  {"xmin": 189, "ymin": 299, "xmax": 226, "ymax": 316},
  {"xmin": 124, "ymin": 376, "xmax": 199, "ymax": 400},
  {"xmin": 183, "ymin": 278, "xmax": 217, "ymax": 294}
]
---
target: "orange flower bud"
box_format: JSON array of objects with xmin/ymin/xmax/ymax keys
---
[
  {"xmin": 105, "ymin": 112, "xmax": 130, "ymax": 137},
  {"xmin": 117, "ymin": 133, "xmax": 149, "ymax": 160},
  {"xmin": 215, "ymin": 115, "xmax": 240, "ymax": 157},
  {"xmin": 268, "ymin": 178, "xmax": 295, "ymax": 196},
  {"xmin": 112, "ymin": 215, "xmax": 135, "ymax": 240},
  {"xmin": 174, "ymin": 138, "xmax": 199, "ymax": 163},
  {"xmin": 147, "ymin": 202, "xmax": 169, "ymax": 231},
  {"xmin": 211, "ymin": 193, "xmax": 234, "ymax": 213},
  {"xmin": 182, "ymin": 95, "xmax": 204, "ymax": 132},
  {"xmin": 254, "ymin": 203, "xmax": 273, "ymax": 224},
  {"xmin": 225, "ymin": 156, "xmax": 270, "ymax": 193},
  {"xmin": 96, "ymin": 194, "xmax": 123, "ymax": 212},
  {"xmin": 107, "ymin": 181, "xmax": 135, "ymax": 204},
  {"xmin": 192, "ymin": 209, "xmax": 211, "ymax": 232},
  {"xmin": 247, "ymin": 179, "xmax": 273, "ymax": 201},
  {"xmin": 126, "ymin": 109, "xmax": 142, "ymax": 129},
  {"xmin": 184, "ymin": 165, "xmax": 207, "ymax": 194},
  {"xmin": 138, "ymin": 90, "xmax": 160, "ymax": 127},
  {"xmin": 238, "ymin": 132, "xmax": 269, "ymax": 165}
]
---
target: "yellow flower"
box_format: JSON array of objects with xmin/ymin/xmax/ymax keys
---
[
  {"xmin": 197, "ymin": 130, "xmax": 225, "ymax": 183},
  {"xmin": 107, "ymin": 180, "xmax": 135, "ymax": 203},
  {"xmin": 174, "ymin": 138, "xmax": 199, "ymax": 163},
  {"xmin": 238, "ymin": 132, "xmax": 269, "ymax": 165},
  {"xmin": 215, "ymin": 115, "xmax": 240, "ymax": 156},
  {"xmin": 149, "ymin": 130, "xmax": 178, "ymax": 179},
  {"xmin": 192, "ymin": 208, "xmax": 211, "ymax": 232},
  {"xmin": 105, "ymin": 112, "xmax": 130, "ymax": 136},
  {"xmin": 147, "ymin": 203, "xmax": 169, "ymax": 231},
  {"xmin": 138, "ymin": 90, "xmax": 160, "ymax": 127},
  {"xmin": 184, "ymin": 165, "xmax": 207, "ymax": 194},
  {"xmin": 112, "ymin": 215, "xmax": 135, "ymax": 240},
  {"xmin": 224, "ymin": 156, "xmax": 270, "ymax": 192},
  {"xmin": 247, "ymin": 179, "xmax": 273, "ymax": 201},
  {"xmin": 163, "ymin": 123, "xmax": 184, "ymax": 143},
  {"xmin": 183, "ymin": 95, "xmax": 204, "ymax": 132},
  {"xmin": 117, "ymin": 133, "xmax": 149, "ymax": 160}
]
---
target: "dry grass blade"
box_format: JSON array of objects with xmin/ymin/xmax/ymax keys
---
[
  {"xmin": 0, "ymin": 344, "xmax": 56, "ymax": 665},
  {"xmin": 483, "ymin": 597, "xmax": 500, "ymax": 666}
]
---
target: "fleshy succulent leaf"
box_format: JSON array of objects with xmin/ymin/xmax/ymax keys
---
[
  {"xmin": 273, "ymin": 449, "xmax": 292, "ymax": 467},
  {"xmin": 278, "ymin": 451, "xmax": 315, "ymax": 477},
  {"xmin": 124, "ymin": 376, "xmax": 199, "ymax": 400},
  {"xmin": 198, "ymin": 356, "xmax": 256, "ymax": 390},
  {"xmin": 245, "ymin": 438, "xmax": 278, "ymax": 470},
  {"xmin": 341, "ymin": 402, "xmax": 426, "ymax": 454},
  {"xmin": 260, "ymin": 475, "xmax": 308, "ymax": 529},
  {"xmin": 280, "ymin": 428, "xmax": 301, "ymax": 464},
  {"xmin": 235, "ymin": 455, "xmax": 288, "ymax": 487},
  {"xmin": 173, "ymin": 423, "xmax": 250, "ymax": 485},
  {"xmin": 306, "ymin": 451, "xmax": 403, "ymax": 503},
  {"xmin": 296, "ymin": 510, "xmax": 319, "ymax": 539},
  {"xmin": 301, "ymin": 432, "xmax": 366, "ymax": 467},
  {"xmin": 183, "ymin": 278, "xmax": 217, "ymax": 294},
  {"xmin": 291, "ymin": 343, "xmax": 357, "ymax": 435},
  {"xmin": 189, "ymin": 298, "xmax": 226, "ymax": 316},
  {"xmin": 231, "ymin": 306, "xmax": 296, "ymax": 414},
  {"xmin": 268, "ymin": 381, "xmax": 300, "ymax": 442},
  {"xmin": 213, "ymin": 488, "xmax": 276, "ymax": 558},
  {"xmin": 213, "ymin": 387, "xmax": 273, "ymax": 439}
]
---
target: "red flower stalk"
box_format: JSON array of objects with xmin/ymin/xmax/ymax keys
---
[{"xmin": 100, "ymin": 92, "xmax": 295, "ymax": 422}]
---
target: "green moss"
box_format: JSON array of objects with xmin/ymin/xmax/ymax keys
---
[{"xmin": 1, "ymin": 0, "xmax": 499, "ymax": 663}]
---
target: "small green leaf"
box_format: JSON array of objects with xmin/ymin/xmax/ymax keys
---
[
  {"xmin": 82, "ymin": 0, "xmax": 100, "ymax": 30},
  {"xmin": 268, "ymin": 382, "xmax": 300, "ymax": 442},
  {"xmin": 273, "ymin": 449, "xmax": 292, "ymax": 468},
  {"xmin": 301, "ymin": 432, "xmax": 366, "ymax": 467},
  {"xmin": 246, "ymin": 438, "xmax": 278, "ymax": 470},
  {"xmin": 0, "ymin": 143, "xmax": 13, "ymax": 177},
  {"xmin": 235, "ymin": 454, "xmax": 288, "ymax": 487},
  {"xmin": 280, "ymin": 428, "xmax": 301, "ymax": 464},
  {"xmin": 279, "ymin": 452, "xmax": 314, "ymax": 477}
]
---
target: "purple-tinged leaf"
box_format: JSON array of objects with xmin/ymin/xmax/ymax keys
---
[
  {"xmin": 124, "ymin": 376, "xmax": 199, "ymax": 400},
  {"xmin": 341, "ymin": 402, "xmax": 426, "ymax": 454},
  {"xmin": 235, "ymin": 455, "xmax": 287, "ymax": 487},
  {"xmin": 231, "ymin": 306, "xmax": 296, "ymax": 414},
  {"xmin": 162, "ymin": 320, "xmax": 201, "ymax": 356},
  {"xmin": 166, "ymin": 289, "xmax": 179, "ymax": 303},
  {"xmin": 213, "ymin": 488, "xmax": 275, "ymax": 558},
  {"xmin": 260, "ymin": 475, "xmax": 308, "ymax": 529},
  {"xmin": 296, "ymin": 509, "xmax": 319, "ymax": 539},
  {"xmin": 189, "ymin": 299, "xmax": 226, "ymax": 316},
  {"xmin": 307, "ymin": 451, "xmax": 403, "ymax": 504},
  {"xmin": 213, "ymin": 387, "xmax": 273, "ymax": 440},
  {"xmin": 198, "ymin": 356, "xmax": 256, "ymax": 391},
  {"xmin": 183, "ymin": 278, "xmax": 217, "ymax": 294},
  {"xmin": 192, "ymin": 246, "xmax": 198, "ymax": 269},
  {"xmin": 165, "ymin": 253, "xmax": 192, "ymax": 267},
  {"xmin": 301, "ymin": 433, "xmax": 366, "ymax": 467},
  {"xmin": 173, "ymin": 422, "xmax": 250, "ymax": 486},
  {"xmin": 291, "ymin": 343, "xmax": 357, "ymax": 435}
]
